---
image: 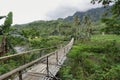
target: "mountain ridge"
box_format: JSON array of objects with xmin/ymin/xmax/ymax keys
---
[
  {"xmin": 13, "ymin": 6, "xmax": 111, "ymax": 26},
  {"xmin": 64, "ymin": 6, "xmax": 111, "ymax": 22}
]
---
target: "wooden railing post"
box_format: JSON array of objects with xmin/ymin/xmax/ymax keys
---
[
  {"xmin": 23, "ymin": 54, "xmax": 26, "ymax": 64},
  {"xmin": 56, "ymin": 51, "xmax": 58, "ymax": 65},
  {"xmin": 46, "ymin": 56, "xmax": 49, "ymax": 77},
  {"xmin": 19, "ymin": 71, "xmax": 22, "ymax": 80},
  {"xmin": 39, "ymin": 50, "xmax": 42, "ymax": 57},
  {"xmin": 64, "ymin": 48, "xmax": 66, "ymax": 54}
]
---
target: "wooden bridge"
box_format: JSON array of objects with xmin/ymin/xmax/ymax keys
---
[{"xmin": 0, "ymin": 38, "xmax": 74, "ymax": 80}]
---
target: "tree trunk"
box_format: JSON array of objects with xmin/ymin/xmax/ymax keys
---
[{"xmin": 0, "ymin": 36, "xmax": 7, "ymax": 56}]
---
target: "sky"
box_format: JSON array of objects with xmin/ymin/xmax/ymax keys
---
[{"xmin": 0, "ymin": 0, "xmax": 102, "ymax": 24}]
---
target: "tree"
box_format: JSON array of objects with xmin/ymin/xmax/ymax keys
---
[
  {"xmin": 91, "ymin": 0, "xmax": 120, "ymax": 35},
  {"xmin": 0, "ymin": 12, "xmax": 27, "ymax": 56},
  {"xmin": 91, "ymin": 0, "xmax": 120, "ymax": 17},
  {"xmin": 74, "ymin": 15, "xmax": 80, "ymax": 26},
  {"xmin": 0, "ymin": 16, "xmax": 6, "ymax": 35},
  {"xmin": 73, "ymin": 15, "xmax": 81, "ymax": 40},
  {"xmin": 82, "ymin": 15, "xmax": 92, "ymax": 40},
  {"xmin": 101, "ymin": 18, "xmax": 120, "ymax": 34},
  {"xmin": 0, "ymin": 12, "xmax": 13, "ymax": 56}
]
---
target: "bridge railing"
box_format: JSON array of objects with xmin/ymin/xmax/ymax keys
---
[
  {"xmin": 0, "ymin": 38, "xmax": 74, "ymax": 80},
  {"xmin": 0, "ymin": 46, "xmax": 57, "ymax": 75}
]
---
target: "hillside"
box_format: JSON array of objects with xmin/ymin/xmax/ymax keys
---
[
  {"xmin": 13, "ymin": 6, "xmax": 111, "ymax": 28},
  {"xmin": 65, "ymin": 6, "xmax": 111, "ymax": 22}
]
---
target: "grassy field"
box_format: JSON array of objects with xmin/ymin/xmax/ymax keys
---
[{"xmin": 91, "ymin": 34, "xmax": 120, "ymax": 42}]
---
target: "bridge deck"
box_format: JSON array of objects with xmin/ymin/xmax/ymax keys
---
[{"xmin": 22, "ymin": 49, "xmax": 66, "ymax": 80}]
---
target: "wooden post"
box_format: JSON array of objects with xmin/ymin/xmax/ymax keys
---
[
  {"xmin": 19, "ymin": 71, "xmax": 22, "ymax": 80},
  {"xmin": 39, "ymin": 50, "xmax": 42, "ymax": 57},
  {"xmin": 64, "ymin": 48, "xmax": 65, "ymax": 54},
  {"xmin": 56, "ymin": 51, "xmax": 58, "ymax": 65},
  {"xmin": 46, "ymin": 56, "xmax": 49, "ymax": 77},
  {"xmin": 23, "ymin": 54, "xmax": 26, "ymax": 64}
]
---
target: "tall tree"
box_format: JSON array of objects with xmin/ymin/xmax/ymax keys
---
[
  {"xmin": 0, "ymin": 12, "xmax": 27, "ymax": 56},
  {"xmin": 73, "ymin": 15, "xmax": 81, "ymax": 40},
  {"xmin": 83, "ymin": 15, "xmax": 92, "ymax": 40},
  {"xmin": 101, "ymin": 18, "xmax": 120, "ymax": 34},
  {"xmin": 0, "ymin": 12, "xmax": 13, "ymax": 56},
  {"xmin": 91, "ymin": 0, "xmax": 120, "ymax": 35}
]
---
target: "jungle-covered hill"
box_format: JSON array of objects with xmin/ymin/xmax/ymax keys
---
[{"xmin": 65, "ymin": 6, "xmax": 111, "ymax": 22}]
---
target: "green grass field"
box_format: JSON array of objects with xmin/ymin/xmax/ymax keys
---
[{"xmin": 91, "ymin": 34, "xmax": 120, "ymax": 42}]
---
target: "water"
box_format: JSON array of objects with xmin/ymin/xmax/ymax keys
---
[{"xmin": 14, "ymin": 46, "xmax": 25, "ymax": 53}]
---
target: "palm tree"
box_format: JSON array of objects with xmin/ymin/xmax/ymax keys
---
[
  {"xmin": 73, "ymin": 15, "xmax": 81, "ymax": 40},
  {"xmin": 83, "ymin": 15, "xmax": 92, "ymax": 40}
]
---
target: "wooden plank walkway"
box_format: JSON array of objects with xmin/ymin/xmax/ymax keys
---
[{"xmin": 23, "ymin": 48, "xmax": 67, "ymax": 80}]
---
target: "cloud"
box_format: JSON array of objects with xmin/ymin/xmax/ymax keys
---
[
  {"xmin": 46, "ymin": 0, "xmax": 102, "ymax": 20},
  {"xmin": 0, "ymin": 0, "xmax": 102, "ymax": 24},
  {"xmin": 46, "ymin": 6, "xmax": 77, "ymax": 20}
]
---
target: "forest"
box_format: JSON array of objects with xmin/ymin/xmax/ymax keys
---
[{"xmin": 0, "ymin": 0, "xmax": 120, "ymax": 80}]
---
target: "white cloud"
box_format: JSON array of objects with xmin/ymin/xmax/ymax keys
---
[
  {"xmin": 47, "ymin": 0, "xmax": 102, "ymax": 20},
  {"xmin": 0, "ymin": 0, "xmax": 102, "ymax": 24}
]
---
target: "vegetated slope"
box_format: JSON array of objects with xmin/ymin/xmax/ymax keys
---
[
  {"xmin": 65, "ymin": 6, "xmax": 111, "ymax": 22},
  {"xmin": 13, "ymin": 18, "xmax": 73, "ymax": 39},
  {"xmin": 59, "ymin": 35, "xmax": 120, "ymax": 80}
]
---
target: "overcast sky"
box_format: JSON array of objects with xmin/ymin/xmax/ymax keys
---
[{"xmin": 0, "ymin": 0, "xmax": 102, "ymax": 24}]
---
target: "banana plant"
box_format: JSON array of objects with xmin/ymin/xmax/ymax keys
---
[
  {"xmin": 0, "ymin": 12, "xmax": 27, "ymax": 56},
  {"xmin": 0, "ymin": 12, "xmax": 13, "ymax": 56}
]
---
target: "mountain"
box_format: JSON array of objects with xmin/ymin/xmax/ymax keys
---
[
  {"xmin": 64, "ymin": 6, "xmax": 111, "ymax": 22},
  {"xmin": 13, "ymin": 6, "xmax": 111, "ymax": 29}
]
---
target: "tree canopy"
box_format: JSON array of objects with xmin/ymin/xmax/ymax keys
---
[{"xmin": 91, "ymin": 0, "xmax": 120, "ymax": 17}]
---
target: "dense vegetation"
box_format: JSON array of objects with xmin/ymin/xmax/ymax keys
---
[
  {"xmin": 58, "ymin": 0, "xmax": 120, "ymax": 79},
  {"xmin": 65, "ymin": 6, "xmax": 111, "ymax": 22},
  {"xmin": 58, "ymin": 35, "xmax": 120, "ymax": 80},
  {"xmin": 0, "ymin": 1, "xmax": 120, "ymax": 79}
]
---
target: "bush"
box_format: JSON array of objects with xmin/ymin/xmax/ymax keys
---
[{"xmin": 59, "ymin": 39, "xmax": 120, "ymax": 80}]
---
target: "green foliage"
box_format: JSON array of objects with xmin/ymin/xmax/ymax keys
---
[
  {"xmin": 112, "ymin": 1, "xmax": 120, "ymax": 17},
  {"xmin": 29, "ymin": 36, "xmax": 65, "ymax": 49},
  {"xmin": 59, "ymin": 35, "xmax": 120, "ymax": 80},
  {"xmin": 91, "ymin": 0, "xmax": 120, "ymax": 35},
  {"xmin": 73, "ymin": 15, "xmax": 80, "ymax": 26},
  {"xmin": 0, "ymin": 16, "xmax": 6, "ymax": 19},
  {"xmin": 91, "ymin": 0, "xmax": 113, "ymax": 6},
  {"xmin": 0, "ymin": 36, "xmax": 67, "ymax": 75},
  {"xmin": 83, "ymin": 16, "xmax": 91, "ymax": 25},
  {"xmin": 2, "ymin": 12, "xmax": 13, "ymax": 34},
  {"xmin": 101, "ymin": 18, "xmax": 120, "ymax": 34},
  {"xmin": 0, "ymin": 12, "xmax": 28, "ymax": 55},
  {"xmin": 91, "ymin": 34, "xmax": 120, "ymax": 42},
  {"xmin": 91, "ymin": 0, "xmax": 120, "ymax": 17},
  {"xmin": 59, "ymin": 66, "xmax": 74, "ymax": 80}
]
